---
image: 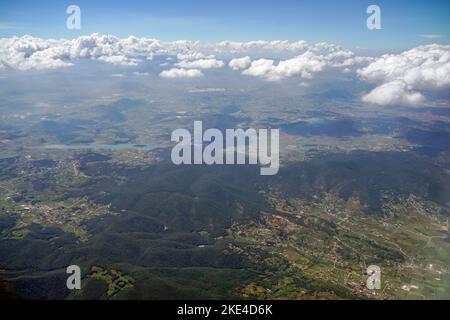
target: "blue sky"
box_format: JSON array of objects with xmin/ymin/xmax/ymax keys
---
[{"xmin": 0, "ymin": 0, "xmax": 449, "ymax": 49}]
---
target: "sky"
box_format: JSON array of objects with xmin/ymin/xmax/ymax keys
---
[{"xmin": 0, "ymin": 0, "xmax": 449, "ymax": 49}]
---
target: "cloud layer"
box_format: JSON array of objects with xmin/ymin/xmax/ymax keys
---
[
  {"xmin": 1, "ymin": 34, "xmax": 449, "ymax": 106},
  {"xmin": 0, "ymin": 34, "xmax": 311, "ymax": 71}
]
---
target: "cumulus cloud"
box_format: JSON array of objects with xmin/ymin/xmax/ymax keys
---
[
  {"xmin": 358, "ymin": 44, "xmax": 450, "ymax": 105},
  {"xmin": 240, "ymin": 45, "xmax": 367, "ymax": 81},
  {"xmin": 242, "ymin": 59, "xmax": 278, "ymax": 80},
  {"xmin": 175, "ymin": 58, "xmax": 224, "ymax": 69},
  {"xmin": 0, "ymin": 35, "xmax": 72, "ymax": 70},
  {"xmin": 0, "ymin": 33, "xmax": 175, "ymax": 70},
  {"xmin": 159, "ymin": 68, "xmax": 204, "ymax": 78},
  {"xmin": 229, "ymin": 56, "xmax": 251, "ymax": 70},
  {"xmin": 362, "ymin": 80, "xmax": 425, "ymax": 106},
  {"xmin": 1, "ymin": 34, "xmax": 129, "ymax": 69},
  {"xmin": 243, "ymin": 55, "xmax": 324, "ymax": 81}
]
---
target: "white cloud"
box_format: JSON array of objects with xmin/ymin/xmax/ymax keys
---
[
  {"xmin": 1, "ymin": 34, "xmax": 448, "ymax": 107},
  {"xmin": 0, "ymin": 34, "xmax": 166, "ymax": 70},
  {"xmin": 242, "ymin": 58, "xmax": 279, "ymax": 80},
  {"xmin": 0, "ymin": 34, "xmax": 368, "ymax": 74},
  {"xmin": 0, "ymin": 35, "xmax": 71, "ymax": 70},
  {"xmin": 362, "ymin": 80, "xmax": 425, "ymax": 106},
  {"xmin": 175, "ymin": 58, "xmax": 224, "ymax": 69},
  {"xmin": 133, "ymin": 71, "xmax": 149, "ymax": 76},
  {"xmin": 176, "ymin": 52, "xmax": 210, "ymax": 61},
  {"xmin": 98, "ymin": 55, "xmax": 139, "ymax": 66},
  {"xmin": 0, "ymin": 34, "xmax": 341, "ymax": 71},
  {"xmin": 241, "ymin": 46, "xmax": 363, "ymax": 81},
  {"xmin": 159, "ymin": 68, "xmax": 204, "ymax": 78},
  {"xmin": 229, "ymin": 56, "xmax": 251, "ymax": 70},
  {"xmin": 358, "ymin": 44, "xmax": 450, "ymax": 106}
]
